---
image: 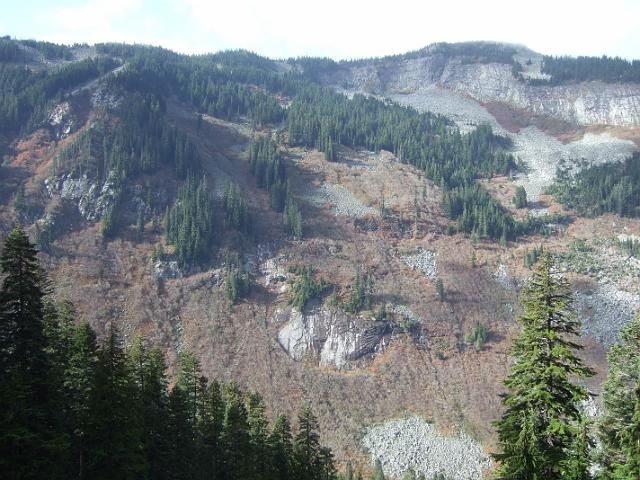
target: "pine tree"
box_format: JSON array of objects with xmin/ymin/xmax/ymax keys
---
[
  {"xmin": 85, "ymin": 327, "xmax": 146, "ymax": 480},
  {"xmin": 436, "ymin": 278, "xmax": 445, "ymax": 302},
  {"xmin": 596, "ymin": 314, "xmax": 640, "ymax": 477},
  {"xmin": 492, "ymin": 253, "xmax": 594, "ymax": 479},
  {"xmin": 66, "ymin": 322, "xmax": 99, "ymax": 480},
  {"xmin": 0, "ymin": 226, "xmax": 66, "ymax": 479},
  {"xmin": 294, "ymin": 404, "xmax": 322, "ymax": 480},
  {"xmin": 220, "ymin": 383, "xmax": 251, "ymax": 480},
  {"xmin": 373, "ymin": 459, "xmax": 385, "ymax": 480},
  {"xmin": 247, "ymin": 392, "xmax": 271, "ymax": 480},
  {"xmin": 269, "ymin": 414, "xmax": 294, "ymax": 480},
  {"xmin": 127, "ymin": 337, "xmax": 170, "ymax": 480}
]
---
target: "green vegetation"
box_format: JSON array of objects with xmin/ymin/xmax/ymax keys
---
[
  {"xmin": 435, "ymin": 278, "xmax": 445, "ymax": 302},
  {"xmin": 540, "ymin": 55, "xmax": 640, "ymax": 84},
  {"xmin": 54, "ymin": 92, "xmax": 199, "ymax": 181},
  {"xmin": 513, "ymin": 185, "xmax": 527, "ymax": 208},
  {"xmin": 466, "ymin": 321, "xmax": 487, "ymax": 351},
  {"xmin": 249, "ymin": 138, "xmax": 304, "ymax": 238},
  {"xmin": 342, "ymin": 268, "xmax": 374, "ymax": 314},
  {"xmin": 288, "ymin": 266, "xmax": 331, "ymax": 311},
  {"xmin": 224, "ymin": 253, "xmax": 251, "ymax": 304},
  {"xmin": 222, "ymin": 182, "xmax": 253, "ymax": 236},
  {"xmin": 492, "ymin": 253, "xmax": 594, "ymax": 478},
  {"xmin": 618, "ymin": 236, "xmax": 640, "ymax": 258},
  {"xmin": 549, "ymin": 154, "xmax": 640, "ymax": 217},
  {"xmin": 523, "ymin": 244, "xmax": 544, "ymax": 269},
  {"xmin": 0, "ymin": 56, "xmax": 118, "ymax": 137},
  {"xmin": 0, "ymin": 226, "xmax": 336, "ymax": 480},
  {"xmin": 597, "ymin": 314, "xmax": 640, "ymax": 478},
  {"xmin": 165, "ymin": 175, "xmax": 215, "ymax": 267},
  {"xmin": 248, "ymin": 138, "xmax": 288, "ymax": 211}
]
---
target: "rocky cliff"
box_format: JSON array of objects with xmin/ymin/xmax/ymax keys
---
[{"xmin": 323, "ymin": 46, "xmax": 640, "ymax": 128}]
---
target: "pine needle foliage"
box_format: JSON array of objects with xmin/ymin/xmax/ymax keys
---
[{"xmin": 493, "ymin": 253, "xmax": 594, "ymax": 479}]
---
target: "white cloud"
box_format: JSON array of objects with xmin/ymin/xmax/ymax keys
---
[{"xmin": 14, "ymin": 0, "xmax": 640, "ymax": 59}]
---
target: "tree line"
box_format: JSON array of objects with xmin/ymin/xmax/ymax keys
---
[
  {"xmin": 0, "ymin": 226, "xmax": 336, "ymax": 480},
  {"xmin": 540, "ymin": 55, "xmax": 640, "ymax": 84}
]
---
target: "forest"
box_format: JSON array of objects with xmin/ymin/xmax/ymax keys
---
[
  {"xmin": 549, "ymin": 154, "xmax": 640, "ymax": 217},
  {"xmin": 540, "ymin": 55, "xmax": 640, "ymax": 84}
]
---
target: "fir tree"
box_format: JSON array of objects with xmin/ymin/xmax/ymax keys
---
[
  {"xmin": 0, "ymin": 226, "xmax": 66, "ymax": 479},
  {"xmin": 596, "ymin": 314, "xmax": 640, "ymax": 477},
  {"xmin": 270, "ymin": 414, "xmax": 294, "ymax": 480},
  {"xmin": 492, "ymin": 253, "xmax": 594, "ymax": 479}
]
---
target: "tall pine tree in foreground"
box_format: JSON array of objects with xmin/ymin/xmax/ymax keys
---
[
  {"xmin": 0, "ymin": 226, "xmax": 66, "ymax": 479},
  {"xmin": 596, "ymin": 314, "xmax": 640, "ymax": 479},
  {"xmin": 493, "ymin": 253, "xmax": 594, "ymax": 479}
]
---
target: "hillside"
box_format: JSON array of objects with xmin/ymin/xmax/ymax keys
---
[{"xmin": 1, "ymin": 38, "xmax": 639, "ymax": 478}]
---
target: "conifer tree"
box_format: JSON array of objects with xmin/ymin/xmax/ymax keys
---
[
  {"xmin": 270, "ymin": 414, "xmax": 294, "ymax": 480},
  {"xmin": 596, "ymin": 314, "xmax": 640, "ymax": 478},
  {"xmin": 492, "ymin": 253, "xmax": 594, "ymax": 479},
  {"xmin": 372, "ymin": 459, "xmax": 385, "ymax": 480},
  {"xmin": 0, "ymin": 226, "xmax": 66, "ymax": 478},
  {"xmin": 294, "ymin": 404, "xmax": 323, "ymax": 480},
  {"xmin": 85, "ymin": 327, "xmax": 145, "ymax": 480}
]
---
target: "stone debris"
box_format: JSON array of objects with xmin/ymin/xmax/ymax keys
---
[
  {"xmin": 391, "ymin": 304, "xmax": 422, "ymax": 324},
  {"xmin": 577, "ymin": 282, "xmax": 640, "ymax": 348},
  {"xmin": 492, "ymin": 263, "xmax": 514, "ymax": 291},
  {"xmin": 388, "ymin": 86, "xmax": 501, "ymax": 134},
  {"xmin": 305, "ymin": 184, "xmax": 378, "ymax": 218},
  {"xmin": 48, "ymin": 102, "xmax": 75, "ymax": 139},
  {"xmin": 401, "ymin": 248, "xmax": 437, "ymax": 279},
  {"xmin": 362, "ymin": 416, "xmax": 491, "ymax": 480},
  {"xmin": 154, "ymin": 260, "xmax": 182, "ymax": 280}
]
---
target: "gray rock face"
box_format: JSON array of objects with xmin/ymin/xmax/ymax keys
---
[
  {"xmin": 48, "ymin": 102, "xmax": 76, "ymax": 139},
  {"xmin": 327, "ymin": 50, "xmax": 640, "ymax": 127},
  {"xmin": 275, "ymin": 306, "xmax": 391, "ymax": 369},
  {"xmin": 49, "ymin": 172, "xmax": 119, "ymax": 221}
]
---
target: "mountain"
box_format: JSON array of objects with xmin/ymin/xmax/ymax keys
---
[{"xmin": 1, "ymin": 37, "xmax": 639, "ymax": 478}]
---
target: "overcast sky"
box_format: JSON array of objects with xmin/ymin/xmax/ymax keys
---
[{"xmin": 3, "ymin": 0, "xmax": 640, "ymax": 60}]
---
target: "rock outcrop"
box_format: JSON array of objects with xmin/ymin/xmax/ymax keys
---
[
  {"xmin": 275, "ymin": 305, "xmax": 392, "ymax": 369},
  {"xmin": 325, "ymin": 47, "xmax": 640, "ymax": 127}
]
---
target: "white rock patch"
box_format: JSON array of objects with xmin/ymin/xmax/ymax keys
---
[
  {"xmin": 577, "ymin": 283, "xmax": 640, "ymax": 348},
  {"xmin": 391, "ymin": 305, "xmax": 422, "ymax": 324},
  {"xmin": 402, "ymin": 248, "xmax": 437, "ymax": 279},
  {"xmin": 305, "ymin": 184, "xmax": 378, "ymax": 218},
  {"xmin": 362, "ymin": 417, "xmax": 491, "ymax": 480}
]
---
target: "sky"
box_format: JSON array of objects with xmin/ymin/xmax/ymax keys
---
[{"xmin": 2, "ymin": 0, "xmax": 640, "ymax": 60}]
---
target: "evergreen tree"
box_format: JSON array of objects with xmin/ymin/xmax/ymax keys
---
[
  {"xmin": 269, "ymin": 414, "xmax": 294, "ymax": 480},
  {"xmin": 0, "ymin": 226, "xmax": 67, "ymax": 479},
  {"xmin": 65, "ymin": 322, "xmax": 99, "ymax": 480},
  {"xmin": 596, "ymin": 314, "xmax": 640, "ymax": 477},
  {"xmin": 436, "ymin": 278, "xmax": 445, "ymax": 302},
  {"xmin": 372, "ymin": 459, "xmax": 385, "ymax": 480},
  {"xmin": 220, "ymin": 383, "xmax": 251, "ymax": 480},
  {"xmin": 247, "ymin": 392, "xmax": 271, "ymax": 480},
  {"xmin": 513, "ymin": 186, "xmax": 528, "ymax": 209},
  {"xmin": 294, "ymin": 404, "xmax": 322, "ymax": 480},
  {"xmin": 127, "ymin": 337, "xmax": 170, "ymax": 480},
  {"xmin": 85, "ymin": 327, "xmax": 146, "ymax": 480},
  {"xmin": 492, "ymin": 253, "xmax": 594, "ymax": 479}
]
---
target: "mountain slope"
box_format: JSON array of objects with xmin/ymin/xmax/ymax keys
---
[{"xmin": 1, "ymin": 38, "xmax": 639, "ymax": 478}]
